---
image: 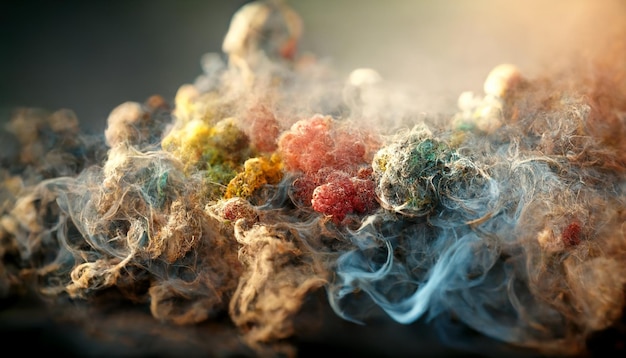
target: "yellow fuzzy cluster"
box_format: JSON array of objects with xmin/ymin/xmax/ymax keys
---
[{"xmin": 225, "ymin": 154, "xmax": 284, "ymax": 200}]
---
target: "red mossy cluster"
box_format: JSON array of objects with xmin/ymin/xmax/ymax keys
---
[
  {"xmin": 221, "ymin": 197, "xmax": 259, "ymax": 223},
  {"xmin": 561, "ymin": 220, "xmax": 582, "ymax": 247},
  {"xmin": 278, "ymin": 115, "xmax": 375, "ymax": 173},
  {"xmin": 311, "ymin": 168, "xmax": 377, "ymax": 223},
  {"xmin": 277, "ymin": 115, "xmax": 380, "ymax": 223},
  {"xmin": 242, "ymin": 102, "xmax": 282, "ymax": 153}
]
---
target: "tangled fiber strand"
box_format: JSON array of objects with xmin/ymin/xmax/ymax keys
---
[
  {"xmin": 47, "ymin": 144, "xmax": 243, "ymax": 324},
  {"xmin": 328, "ymin": 55, "xmax": 626, "ymax": 356}
]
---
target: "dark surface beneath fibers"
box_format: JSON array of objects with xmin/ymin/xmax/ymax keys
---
[{"xmin": 1, "ymin": 290, "xmax": 624, "ymax": 358}]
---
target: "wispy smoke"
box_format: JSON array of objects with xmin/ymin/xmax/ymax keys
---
[{"xmin": 1, "ymin": 0, "xmax": 625, "ymax": 357}]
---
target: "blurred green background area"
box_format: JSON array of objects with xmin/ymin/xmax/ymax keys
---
[{"xmin": 0, "ymin": 0, "xmax": 624, "ymax": 134}]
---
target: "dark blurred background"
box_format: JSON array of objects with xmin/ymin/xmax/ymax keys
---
[
  {"xmin": 0, "ymin": 0, "xmax": 250, "ymax": 133},
  {"xmin": 3, "ymin": 0, "xmax": 623, "ymax": 134}
]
